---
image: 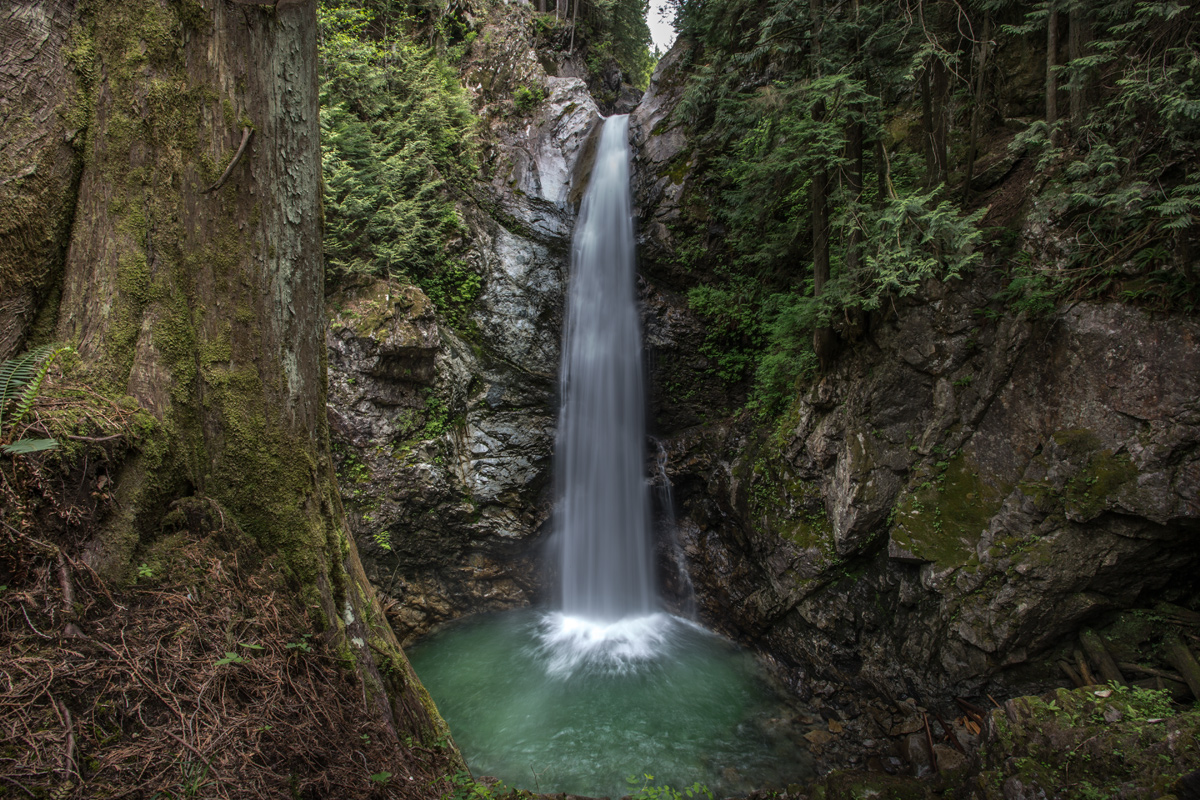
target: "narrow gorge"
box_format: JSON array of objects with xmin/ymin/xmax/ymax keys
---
[{"xmin": 2, "ymin": 0, "xmax": 1199, "ymax": 797}]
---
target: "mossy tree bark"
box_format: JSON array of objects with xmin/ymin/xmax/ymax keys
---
[
  {"xmin": 0, "ymin": 1, "xmax": 84, "ymax": 360},
  {"xmin": 5, "ymin": 0, "xmax": 458, "ymax": 754}
]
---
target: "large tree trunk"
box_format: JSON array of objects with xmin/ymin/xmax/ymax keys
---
[
  {"xmin": 3, "ymin": 0, "xmax": 460, "ymax": 778},
  {"xmin": 923, "ymin": 56, "xmax": 950, "ymax": 187},
  {"xmin": 0, "ymin": 2, "xmax": 83, "ymax": 360},
  {"xmin": 961, "ymin": 14, "xmax": 991, "ymax": 203},
  {"xmin": 1068, "ymin": 4, "xmax": 1092, "ymax": 130}
]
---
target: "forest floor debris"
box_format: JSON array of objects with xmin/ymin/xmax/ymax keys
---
[{"xmin": 0, "ymin": 530, "xmax": 462, "ymax": 799}]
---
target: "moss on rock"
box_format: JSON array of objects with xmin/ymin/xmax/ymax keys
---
[
  {"xmin": 889, "ymin": 455, "xmax": 1008, "ymax": 569},
  {"xmin": 967, "ymin": 685, "xmax": 1200, "ymax": 798}
]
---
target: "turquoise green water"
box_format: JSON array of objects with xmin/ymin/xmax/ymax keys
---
[{"xmin": 407, "ymin": 609, "xmax": 815, "ymax": 798}]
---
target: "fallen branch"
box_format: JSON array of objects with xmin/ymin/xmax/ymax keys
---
[
  {"xmin": 1079, "ymin": 628, "xmax": 1126, "ymax": 686},
  {"xmin": 1059, "ymin": 659, "xmax": 1085, "ymax": 688},
  {"xmin": 1164, "ymin": 635, "xmax": 1200, "ymax": 701},
  {"xmin": 922, "ymin": 712, "xmax": 939, "ymax": 774},
  {"xmin": 1118, "ymin": 662, "xmax": 1185, "ymax": 683},
  {"xmin": 934, "ymin": 710, "xmax": 966, "ymax": 754},
  {"xmin": 954, "ymin": 697, "xmax": 986, "ymax": 725},
  {"xmin": 63, "ymin": 433, "xmax": 125, "ymax": 443},
  {"xmin": 56, "ymin": 698, "xmax": 77, "ymax": 784},
  {"xmin": 1074, "ymin": 647, "xmax": 1098, "ymax": 686},
  {"xmin": 205, "ymin": 128, "xmax": 253, "ymax": 193}
]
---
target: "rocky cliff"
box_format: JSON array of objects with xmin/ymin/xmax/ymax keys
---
[
  {"xmin": 326, "ymin": 0, "xmax": 604, "ymax": 643},
  {"xmin": 328, "ymin": 21, "xmax": 1199, "ymax": 706},
  {"xmin": 630, "ymin": 42, "xmax": 1200, "ymax": 700}
]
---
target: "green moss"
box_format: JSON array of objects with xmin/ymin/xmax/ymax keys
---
[
  {"xmin": 116, "ymin": 253, "xmax": 151, "ymax": 304},
  {"xmin": 658, "ymin": 150, "xmax": 693, "ymax": 186},
  {"xmin": 1063, "ymin": 448, "xmax": 1138, "ymax": 521},
  {"xmin": 889, "ymin": 455, "xmax": 1008, "ymax": 569},
  {"xmin": 972, "ymin": 686, "xmax": 1200, "ymax": 796},
  {"xmin": 1017, "ymin": 430, "xmax": 1139, "ymax": 521},
  {"xmin": 739, "ymin": 444, "xmax": 834, "ymax": 555}
]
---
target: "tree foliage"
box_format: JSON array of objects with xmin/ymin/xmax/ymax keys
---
[
  {"xmin": 318, "ymin": 1, "xmax": 477, "ymax": 304},
  {"xmin": 583, "ymin": 0, "xmax": 656, "ymax": 89},
  {"xmin": 1001, "ymin": 0, "xmax": 1200, "ymax": 308},
  {"xmin": 667, "ymin": 0, "xmax": 991, "ymax": 412},
  {"xmin": 662, "ymin": 0, "xmax": 1198, "ymax": 413}
]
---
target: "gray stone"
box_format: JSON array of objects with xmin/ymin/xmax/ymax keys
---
[{"xmin": 323, "ymin": 1, "xmax": 604, "ymax": 642}]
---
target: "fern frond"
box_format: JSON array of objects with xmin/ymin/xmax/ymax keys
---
[
  {"xmin": 0, "ymin": 344, "xmax": 59, "ymax": 431},
  {"xmin": 10, "ymin": 346, "xmax": 70, "ymax": 428},
  {"xmin": 1, "ymin": 438, "xmax": 59, "ymax": 455}
]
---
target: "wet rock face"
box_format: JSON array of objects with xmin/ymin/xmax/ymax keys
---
[
  {"xmin": 630, "ymin": 41, "xmax": 697, "ymax": 292},
  {"xmin": 624, "ymin": 40, "xmax": 1200, "ymax": 700},
  {"xmin": 327, "ymin": 281, "xmax": 554, "ymax": 643},
  {"xmin": 630, "ymin": 42, "xmax": 746, "ymax": 434},
  {"xmin": 325, "ymin": 4, "xmax": 602, "ymax": 643},
  {"xmin": 655, "ymin": 285, "xmax": 1200, "ymax": 698}
]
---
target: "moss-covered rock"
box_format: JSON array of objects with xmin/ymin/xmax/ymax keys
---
[
  {"xmin": 966, "ymin": 686, "xmax": 1200, "ymax": 799},
  {"xmin": 888, "ymin": 455, "xmax": 1008, "ymax": 569}
]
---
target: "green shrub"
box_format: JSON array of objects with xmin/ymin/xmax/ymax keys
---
[{"xmin": 319, "ymin": 1, "xmax": 479, "ymax": 320}]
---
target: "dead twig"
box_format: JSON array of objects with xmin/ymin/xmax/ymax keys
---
[
  {"xmin": 922, "ymin": 712, "xmax": 939, "ymax": 774},
  {"xmin": 934, "ymin": 710, "xmax": 966, "ymax": 755},
  {"xmin": 954, "ymin": 697, "xmax": 987, "ymax": 724},
  {"xmin": 205, "ymin": 128, "xmax": 253, "ymax": 193},
  {"xmin": 20, "ymin": 605, "xmax": 54, "ymax": 640}
]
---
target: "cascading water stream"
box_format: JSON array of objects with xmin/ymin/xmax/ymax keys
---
[
  {"xmin": 407, "ymin": 115, "xmax": 816, "ymax": 798},
  {"xmin": 556, "ymin": 113, "xmax": 654, "ymax": 624}
]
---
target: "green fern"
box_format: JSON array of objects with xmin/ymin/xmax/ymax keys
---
[{"xmin": 0, "ymin": 344, "xmax": 71, "ymax": 456}]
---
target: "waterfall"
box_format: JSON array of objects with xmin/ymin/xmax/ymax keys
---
[
  {"xmin": 408, "ymin": 117, "xmax": 819, "ymax": 800},
  {"xmin": 555, "ymin": 114, "xmax": 655, "ymax": 623}
]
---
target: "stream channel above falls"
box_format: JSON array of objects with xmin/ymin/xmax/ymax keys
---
[{"xmin": 406, "ymin": 114, "xmax": 820, "ymax": 798}]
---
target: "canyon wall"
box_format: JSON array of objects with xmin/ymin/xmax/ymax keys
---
[{"xmin": 330, "ymin": 32, "xmax": 1199, "ymax": 701}]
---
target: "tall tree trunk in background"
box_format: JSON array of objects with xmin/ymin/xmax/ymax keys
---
[
  {"xmin": 1068, "ymin": 3, "xmax": 1092, "ymax": 131},
  {"xmin": 961, "ymin": 13, "xmax": 991, "ymax": 203},
  {"xmin": 841, "ymin": 0, "xmax": 865, "ymax": 337},
  {"xmin": 7, "ymin": 0, "xmax": 457, "ymax": 754},
  {"xmin": 843, "ymin": 109, "xmax": 867, "ymax": 340},
  {"xmin": 810, "ymin": 0, "xmax": 836, "ymax": 370},
  {"xmin": 923, "ymin": 55, "xmax": 950, "ymax": 187},
  {"xmin": 1046, "ymin": 3, "xmax": 1059, "ymax": 125},
  {"xmin": 811, "ymin": 146, "xmax": 836, "ymax": 370},
  {"xmin": 921, "ymin": 66, "xmax": 934, "ymax": 185},
  {"xmin": 0, "ymin": 2, "xmax": 83, "ymax": 360},
  {"xmin": 569, "ymin": 0, "xmax": 578, "ymax": 52}
]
